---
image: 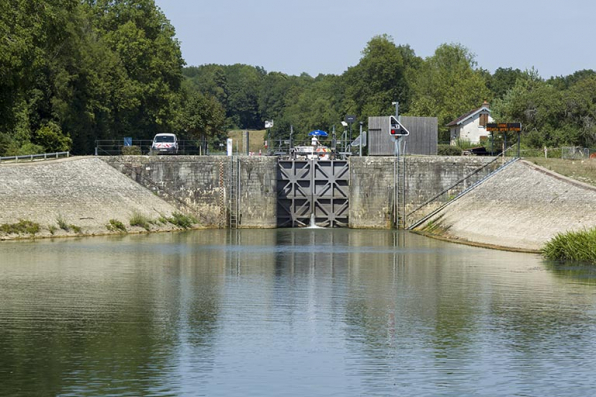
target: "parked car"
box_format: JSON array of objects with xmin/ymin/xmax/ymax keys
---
[{"xmin": 151, "ymin": 133, "xmax": 178, "ymax": 154}]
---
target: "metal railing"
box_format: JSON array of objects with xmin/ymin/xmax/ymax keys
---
[
  {"xmin": 0, "ymin": 151, "xmax": 70, "ymax": 163},
  {"xmin": 407, "ymin": 157, "xmax": 519, "ymax": 230},
  {"xmin": 94, "ymin": 140, "xmax": 209, "ymax": 156}
]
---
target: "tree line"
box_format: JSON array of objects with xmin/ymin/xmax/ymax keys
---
[
  {"xmin": 185, "ymin": 37, "xmax": 596, "ymax": 149},
  {"xmin": 0, "ymin": 0, "xmax": 223, "ymax": 156},
  {"xmin": 2, "ymin": 1, "xmax": 595, "ymax": 156}
]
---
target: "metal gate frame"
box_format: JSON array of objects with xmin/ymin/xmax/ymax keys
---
[{"xmin": 277, "ymin": 160, "xmax": 349, "ymax": 228}]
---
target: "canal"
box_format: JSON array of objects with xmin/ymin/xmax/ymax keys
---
[{"xmin": 1, "ymin": 229, "xmax": 595, "ymax": 396}]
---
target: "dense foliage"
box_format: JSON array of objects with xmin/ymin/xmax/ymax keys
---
[
  {"xmin": 0, "ymin": 0, "xmax": 223, "ymax": 155},
  {"xmin": 2, "ymin": 3, "xmax": 595, "ymax": 155},
  {"xmin": 183, "ymin": 37, "xmax": 596, "ymax": 148},
  {"xmin": 543, "ymin": 228, "xmax": 596, "ymax": 264}
]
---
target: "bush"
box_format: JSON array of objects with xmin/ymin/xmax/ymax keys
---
[
  {"xmin": 438, "ymin": 144, "xmax": 462, "ymax": 156},
  {"xmin": 542, "ymin": 228, "xmax": 596, "ymax": 263},
  {"xmin": 35, "ymin": 121, "xmax": 72, "ymax": 153},
  {"xmin": 57, "ymin": 215, "xmax": 69, "ymax": 231},
  {"xmin": 107, "ymin": 219, "xmax": 127, "ymax": 232},
  {"xmin": 0, "ymin": 220, "xmax": 40, "ymax": 235},
  {"xmin": 122, "ymin": 145, "xmax": 142, "ymax": 155},
  {"xmin": 130, "ymin": 211, "xmax": 152, "ymax": 231},
  {"xmin": 166, "ymin": 212, "xmax": 197, "ymax": 229}
]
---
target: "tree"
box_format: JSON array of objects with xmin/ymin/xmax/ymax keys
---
[
  {"xmin": 0, "ymin": 0, "xmax": 81, "ymax": 154},
  {"xmin": 488, "ymin": 67, "xmax": 528, "ymax": 99},
  {"xmin": 178, "ymin": 89, "xmax": 226, "ymax": 150},
  {"xmin": 343, "ymin": 35, "xmax": 420, "ymax": 120},
  {"xmin": 84, "ymin": 0, "xmax": 185, "ymax": 139},
  {"xmin": 409, "ymin": 43, "xmax": 490, "ymax": 138}
]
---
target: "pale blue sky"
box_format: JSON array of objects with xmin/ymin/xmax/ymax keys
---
[{"xmin": 155, "ymin": 0, "xmax": 595, "ymax": 79}]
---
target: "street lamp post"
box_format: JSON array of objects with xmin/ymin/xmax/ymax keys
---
[
  {"xmin": 345, "ymin": 115, "xmax": 356, "ymax": 153},
  {"xmin": 341, "ymin": 121, "xmax": 348, "ymax": 154},
  {"xmin": 359, "ymin": 121, "xmax": 363, "ymax": 157}
]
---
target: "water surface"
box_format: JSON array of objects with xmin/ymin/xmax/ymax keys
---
[{"xmin": 1, "ymin": 229, "xmax": 595, "ymax": 396}]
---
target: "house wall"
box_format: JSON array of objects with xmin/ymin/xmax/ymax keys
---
[{"xmin": 450, "ymin": 112, "xmax": 494, "ymax": 145}]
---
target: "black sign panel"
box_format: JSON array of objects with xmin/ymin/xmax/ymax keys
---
[
  {"xmin": 486, "ymin": 122, "xmax": 522, "ymax": 132},
  {"xmin": 345, "ymin": 115, "xmax": 356, "ymax": 124}
]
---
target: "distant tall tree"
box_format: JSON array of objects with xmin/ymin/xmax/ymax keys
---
[
  {"xmin": 343, "ymin": 35, "xmax": 420, "ymax": 120},
  {"xmin": 494, "ymin": 69, "xmax": 596, "ymax": 148},
  {"xmin": 224, "ymin": 64, "xmax": 265, "ymax": 129},
  {"xmin": 409, "ymin": 43, "xmax": 490, "ymax": 137},
  {"xmin": 488, "ymin": 67, "xmax": 528, "ymax": 99},
  {"xmin": 84, "ymin": 0, "xmax": 185, "ymax": 139}
]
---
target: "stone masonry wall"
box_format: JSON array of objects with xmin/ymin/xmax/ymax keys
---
[
  {"xmin": 102, "ymin": 156, "xmax": 277, "ymax": 228},
  {"xmin": 349, "ymin": 156, "xmax": 494, "ymax": 228}
]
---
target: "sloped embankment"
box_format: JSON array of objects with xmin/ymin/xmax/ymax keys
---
[
  {"xmin": 415, "ymin": 160, "xmax": 596, "ymax": 251},
  {"xmin": 0, "ymin": 157, "xmax": 181, "ymax": 239}
]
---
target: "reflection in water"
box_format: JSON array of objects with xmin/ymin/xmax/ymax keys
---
[{"xmin": 1, "ymin": 230, "xmax": 596, "ymax": 396}]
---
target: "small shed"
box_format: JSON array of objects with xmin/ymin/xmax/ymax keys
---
[{"xmin": 368, "ymin": 116, "xmax": 438, "ymax": 155}]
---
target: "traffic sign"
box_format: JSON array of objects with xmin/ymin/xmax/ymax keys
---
[{"xmin": 389, "ymin": 116, "xmax": 410, "ymax": 137}]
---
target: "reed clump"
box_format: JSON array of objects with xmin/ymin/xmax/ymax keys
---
[
  {"xmin": 0, "ymin": 220, "xmax": 40, "ymax": 235},
  {"xmin": 542, "ymin": 228, "xmax": 596, "ymax": 263},
  {"xmin": 129, "ymin": 211, "xmax": 152, "ymax": 231},
  {"xmin": 166, "ymin": 212, "xmax": 197, "ymax": 229}
]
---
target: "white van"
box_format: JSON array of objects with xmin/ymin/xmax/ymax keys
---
[{"xmin": 151, "ymin": 133, "xmax": 178, "ymax": 154}]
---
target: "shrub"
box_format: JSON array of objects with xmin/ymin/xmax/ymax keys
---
[
  {"xmin": 122, "ymin": 145, "xmax": 142, "ymax": 155},
  {"xmin": 57, "ymin": 215, "xmax": 69, "ymax": 231},
  {"xmin": 438, "ymin": 144, "xmax": 462, "ymax": 156},
  {"xmin": 167, "ymin": 212, "xmax": 197, "ymax": 229},
  {"xmin": 70, "ymin": 224, "xmax": 82, "ymax": 234},
  {"xmin": 454, "ymin": 139, "xmax": 476, "ymax": 150},
  {"xmin": 542, "ymin": 228, "xmax": 596, "ymax": 263},
  {"xmin": 130, "ymin": 211, "xmax": 152, "ymax": 231},
  {"xmin": 106, "ymin": 219, "xmax": 127, "ymax": 233},
  {"xmin": 0, "ymin": 220, "xmax": 41, "ymax": 235}
]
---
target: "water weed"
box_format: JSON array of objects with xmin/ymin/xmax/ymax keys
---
[{"xmin": 542, "ymin": 228, "xmax": 596, "ymax": 263}]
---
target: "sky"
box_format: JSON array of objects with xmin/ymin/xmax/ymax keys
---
[{"xmin": 154, "ymin": 0, "xmax": 595, "ymax": 79}]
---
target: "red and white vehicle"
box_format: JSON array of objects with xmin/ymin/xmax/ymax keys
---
[{"xmin": 151, "ymin": 133, "xmax": 178, "ymax": 154}]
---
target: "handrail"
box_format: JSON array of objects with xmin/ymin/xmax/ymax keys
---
[
  {"xmin": 406, "ymin": 156, "xmax": 502, "ymax": 218},
  {"xmin": 407, "ymin": 157, "xmax": 519, "ymax": 230},
  {"xmin": 0, "ymin": 151, "xmax": 69, "ymax": 163},
  {"xmin": 407, "ymin": 145, "xmax": 519, "ymax": 219}
]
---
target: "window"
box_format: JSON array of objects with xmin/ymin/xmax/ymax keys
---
[{"xmin": 479, "ymin": 113, "xmax": 488, "ymax": 127}]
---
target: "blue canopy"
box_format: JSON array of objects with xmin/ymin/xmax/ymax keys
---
[{"xmin": 308, "ymin": 130, "xmax": 328, "ymax": 137}]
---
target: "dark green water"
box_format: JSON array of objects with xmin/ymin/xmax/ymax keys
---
[{"xmin": 1, "ymin": 229, "xmax": 596, "ymax": 396}]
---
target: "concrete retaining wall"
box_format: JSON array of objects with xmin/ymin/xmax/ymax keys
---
[
  {"xmin": 415, "ymin": 160, "xmax": 596, "ymax": 251},
  {"xmin": 6, "ymin": 155, "xmax": 578, "ymax": 252},
  {"xmin": 349, "ymin": 156, "xmax": 494, "ymax": 228},
  {"xmin": 0, "ymin": 157, "xmax": 179, "ymax": 238},
  {"xmin": 102, "ymin": 156, "xmax": 278, "ymax": 228}
]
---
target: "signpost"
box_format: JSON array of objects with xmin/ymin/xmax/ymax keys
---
[
  {"xmin": 389, "ymin": 116, "xmax": 410, "ymax": 138},
  {"xmin": 388, "ymin": 109, "xmax": 410, "ymax": 229},
  {"xmin": 486, "ymin": 123, "xmax": 523, "ymax": 157}
]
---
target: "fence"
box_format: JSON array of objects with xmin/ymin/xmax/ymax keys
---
[
  {"xmin": 95, "ymin": 140, "xmax": 207, "ymax": 156},
  {"xmin": 0, "ymin": 151, "xmax": 70, "ymax": 163},
  {"xmin": 562, "ymin": 146, "xmax": 592, "ymax": 159}
]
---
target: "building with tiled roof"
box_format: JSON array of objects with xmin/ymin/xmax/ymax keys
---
[{"xmin": 447, "ymin": 101, "xmax": 493, "ymax": 145}]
